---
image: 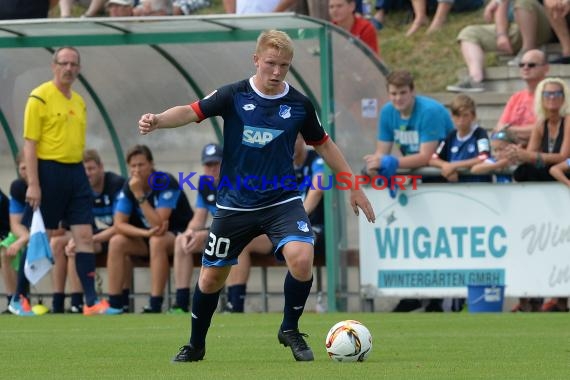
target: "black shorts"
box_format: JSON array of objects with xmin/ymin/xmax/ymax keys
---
[
  {"xmin": 203, "ymin": 199, "xmax": 314, "ymax": 267},
  {"xmin": 312, "ymin": 224, "xmax": 324, "ymax": 255},
  {"xmin": 37, "ymin": 160, "xmax": 93, "ymax": 229}
]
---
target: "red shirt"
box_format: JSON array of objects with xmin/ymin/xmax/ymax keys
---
[
  {"xmin": 349, "ymin": 16, "xmax": 379, "ymax": 55},
  {"xmin": 499, "ymin": 90, "xmax": 535, "ymax": 127}
]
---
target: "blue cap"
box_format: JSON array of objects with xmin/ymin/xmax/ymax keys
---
[{"xmin": 201, "ymin": 143, "xmax": 223, "ymax": 164}]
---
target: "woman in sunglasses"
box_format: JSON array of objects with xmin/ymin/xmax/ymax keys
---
[
  {"xmin": 510, "ymin": 77, "xmax": 570, "ymax": 181},
  {"xmin": 510, "ymin": 77, "xmax": 570, "ymax": 312}
]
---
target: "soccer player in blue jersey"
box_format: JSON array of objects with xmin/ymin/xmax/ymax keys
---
[
  {"xmin": 106, "ymin": 145, "xmax": 193, "ymax": 314},
  {"xmin": 138, "ymin": 29, "xmax": 375, "ymax": 362}
]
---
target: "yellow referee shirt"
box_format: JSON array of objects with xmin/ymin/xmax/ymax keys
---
[{"xmin": 23, "ymin": 81, "xmax": 87, "ymax": 163}]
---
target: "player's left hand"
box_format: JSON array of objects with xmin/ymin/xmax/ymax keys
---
[
  {"xmin": 155, "ymin": 220, "xmax": 169, "ymax": 236},
  {"xmin": 350, "ymin": 188, "xmax": 376, "ymax": 223},
  {"xmin": 6, "ymin": 239, "xmax": 24, "ymax": 257},
  {"xmin": 184, "ymin": 230, "xmax": 207, "ymax": 254},
  {"xmin": 65, "ymin": 239, "xmax": 76, "ymax": 257},
  {"xmin": 129, "ymin": 174, "xmax": 144, "ymax": 195}
]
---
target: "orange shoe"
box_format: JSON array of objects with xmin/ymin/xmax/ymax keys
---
[
  {"xmin": 8, "ymin": 294, "xmax": 35, "ymax": 316},
  {"xmin": 541, "ymin": 299, "xmax": 557, "ymax": 312},
  {"xmin": 83, "ymin": 299, "xmax": 123, "ymax": 316},
  {"xmin": 20, "ymin": 295, "xmax": 32, "ymax": 312}
]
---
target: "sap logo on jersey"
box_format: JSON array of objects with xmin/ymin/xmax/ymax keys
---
[{"xmin": 242, "ymin": 126, "xmax": 283, "ymax": 148}]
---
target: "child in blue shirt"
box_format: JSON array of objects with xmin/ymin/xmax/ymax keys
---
[{"xmin": 429, "ymin": 94, "xmax": 492, "ymax": 183}]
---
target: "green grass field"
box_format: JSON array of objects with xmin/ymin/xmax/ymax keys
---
[{"xmin": 2, "ymin": 312, "xmax": 569, "ymax": 379}]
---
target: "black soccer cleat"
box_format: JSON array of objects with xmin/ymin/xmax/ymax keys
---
[
  {"xmin": 141, "ymin": 305, "xmax": 162, "ymax": 314},
  {"xmin": 278, "ymin": 329, "xmax": 314, "ymax": 361},
  {"xmin": 172, "ymin": 344, "xmax": 206, "ymax": 363}
]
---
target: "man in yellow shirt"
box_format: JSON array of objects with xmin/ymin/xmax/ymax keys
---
[{"xmin": 19, "ymin": 46, "xmax": 114, "ymax": 316}]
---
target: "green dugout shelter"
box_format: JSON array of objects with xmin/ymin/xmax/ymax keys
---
[{"xmin": 0, "ymin": 14, "xmax": 389, "ymax": 311}]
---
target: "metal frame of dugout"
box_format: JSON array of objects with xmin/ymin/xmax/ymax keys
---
[{"xmin": 0, "ymin": 14, "xmax": 389, "ymax": 312}]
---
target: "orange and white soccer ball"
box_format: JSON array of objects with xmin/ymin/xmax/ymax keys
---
[{"xmin": 325, "ymin": 320, "xmax": 372, "ymax": 362}]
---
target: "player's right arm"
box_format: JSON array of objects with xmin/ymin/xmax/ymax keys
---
[
  {"xmin": 138, "ymin": 105, "xmax": 200, "ymax": 135},
  {"xmin": 6, "ymin": 213, "xmax": 29, "ymax": 257},
  {"xmin": 186, "ymin": 207, "xmax": 209, "ymax": 232},
  {"xmin": 23, "ymin": 139, "xmax": 40, "ymax": 210},
  {"xmin": 181, "ymin": 207, "xmax": 210, "ymax": 254}
]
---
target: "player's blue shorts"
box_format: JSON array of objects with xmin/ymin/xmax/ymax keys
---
[
  {"xmin": 203, "ymin": 198, "xmax": 314, "ymax": 267},
  {"xmin": 36, "ymin": 160, "xmax": 93, "ymax": 230}
]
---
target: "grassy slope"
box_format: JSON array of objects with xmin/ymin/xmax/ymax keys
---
[
  {"xmin": 2, "ymin": 313, "xmax": 569, "ymax": 379},
  {"xmin": 51, "ymin": 0, "xmax": 497, "ymax": 93},
  {"xmin": 378, "ymin": 10, "xmax": 499, "ymax": 93}
]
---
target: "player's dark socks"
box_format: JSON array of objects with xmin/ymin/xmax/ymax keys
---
[
  {"xmin": 109, "ymin": 294, "xmax": 123, "ymax": 309},
  {"xmin": 189, "ymin": 284, "xmax": 221, "ymax": 348},
  {"xmin": 227, "ymin": 284, "xmax": 246, "ymax": 312},
  {"xmin": 70, "ymin": 292, "xmax": 83, "ymax": 309},
  {"xmin": 52, "ymin": 292, "xmax": 65, "ymax": 313},
  {"xmin": 176, "ymin": 288, "xmax": 190, "ymax": 312},
  {"xmin": 149, "ymin": 296, "xmax": 163, "ymax": 312},
  {"xmin": 122, "ymin": 288, "xmax": 131, "ymax": 310},
  {"xmin": 16, "ymin": 248, "xmax": 29, "ymax": 296},
  {"xmin": 75, "ymin": 252, "xmax": 97, "ymax": 306},
  {"xmin": 281, "ymin": 272, "xmax": 313, "ymax": 332}
]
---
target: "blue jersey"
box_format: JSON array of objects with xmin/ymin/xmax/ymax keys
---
[
  {"xmin": 378, "ymin": 95, "xmax": 454, "ymax": 155},
  {"xmin": 92, "ymin": 172, "xmax": 125, "ymax": 232},
  {"xmin": 295, "ymin": 149, "xmax": 324, "ymax": 226},
  {"xmin": 484, "ymin": 157, "xmax": 512, "ymax": 183},
  {"xmin": 8, "ymin": 178, "xmax": 26, "ymax": 215},
  {"xmin": 434, "ymin": 125, "xmax": 492, "ymax": 183},
  {"xmin": 115, "ymin": 172, "xmax": 193, "ymax": 233},
  {"xmin": 196, "ymin": 175, "xmax": 218, "ymax": 216},
  {"xmin": 0, "ymin": 188, "xmax": 9, "ymax": 238},
  {"xmin": 192, "ymin": 78, "xmax": 328, "ymax": 210}
]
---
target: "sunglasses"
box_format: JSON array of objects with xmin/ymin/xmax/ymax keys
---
[
  {"xmin": 491, "ymin": 131, "xmax": 515, "ymax": 143},
  {"xmin": 518, "ymin": 62, "xmax": 541, "ymax": 69},
  {"xmin": 542, "ymin": 90, "xmax": 565, "ymax": 98}
]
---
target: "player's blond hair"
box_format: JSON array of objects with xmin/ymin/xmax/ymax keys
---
[{"xmin": 256, "ymin": 30, "xmax": 294, "ymax": 58}]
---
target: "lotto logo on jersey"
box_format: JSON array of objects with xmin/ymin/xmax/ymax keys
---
[{"xmin": 242, "ymin": 125, "xmax": 283, "ymax": 148}]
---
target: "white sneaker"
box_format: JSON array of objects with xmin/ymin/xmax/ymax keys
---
[
  {"xmin": 507, "ymin": 51, "xmax": 524, "ymax": 67},
  {"xmin": 446, "ymin": 77, "xmax": 484, "ymax": 93}
]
